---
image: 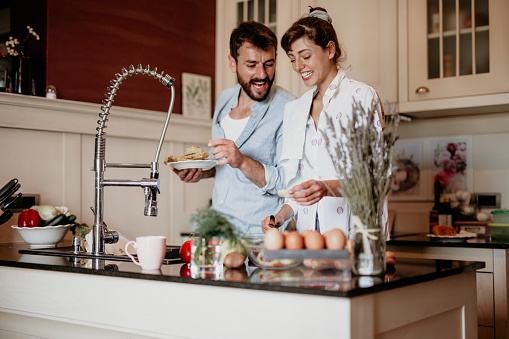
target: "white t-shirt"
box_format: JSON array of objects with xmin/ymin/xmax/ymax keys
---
[{"xmin": 219, "ymin": 113, "xmax": 249, "ymax": 141}]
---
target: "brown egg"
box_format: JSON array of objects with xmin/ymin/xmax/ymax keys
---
[
  {"xmin": 300, "ymin": 230, "xmax": 313, "ymax": 239},
  {"xmin": 264, "ymin": 228, "xmax": 284, "ymax": 250},
  {"xmin": 323, "ymin": 229, "xmax": 346, "ymax": 250},
  {"xmin": 285, "ymin": 231, "xmax": 304, "ymax": 250},
  {"xmin": 304, "ymin": 231, "xmax": 325, "ymax": 250}
]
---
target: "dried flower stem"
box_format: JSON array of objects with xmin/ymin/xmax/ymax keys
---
[{"xmin": 322, "ymin": 99, "xmax": 407, "ymax": 229}]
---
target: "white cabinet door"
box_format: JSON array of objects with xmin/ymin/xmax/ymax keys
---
[{"xmin": 403, "ymin": 0, "xmax": 509, "ymax": 102}]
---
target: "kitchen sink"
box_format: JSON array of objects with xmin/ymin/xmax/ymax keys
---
[{"xmin": 19, "ymin": 245, "xmax": 183, "ymax": 265}]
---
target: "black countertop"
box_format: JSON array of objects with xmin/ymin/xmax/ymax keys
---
[
  {"xmin": 388, "ymin": 233, "xmax": 509, "ymax": 249},
  {"xmin": 0, "ymin": 242, "xmax": 483, "ymax": 298}
]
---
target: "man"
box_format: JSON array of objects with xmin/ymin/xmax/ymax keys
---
[{"xmin": 172, "ymin": 21, "xmax": 295, "ymax": 235}]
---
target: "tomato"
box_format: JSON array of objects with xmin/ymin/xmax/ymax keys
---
[
  {"xmin": 179, "ymin": 240, "xmax": 192, "ymax": 263},
  {"xmin": 17, "ymin": 209, "xmax": 42, "ymax": 228},
  {"xmin": 179, "ymin": 263, "xmax": 191, "ymax": 277}
]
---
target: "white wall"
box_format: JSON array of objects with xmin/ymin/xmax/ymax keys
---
[{"xmin": 0, "ymin": 93, "xmax": 214, "ymax": 246}]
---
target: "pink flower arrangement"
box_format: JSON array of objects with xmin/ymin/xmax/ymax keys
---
[{"xmin": 433, "ymin": 142, "xmax": 467, "ymax": 191}]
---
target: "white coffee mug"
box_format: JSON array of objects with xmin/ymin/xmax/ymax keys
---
[{"xmin": 125, "ymin": 236, "xmax": 166, "ymax": 271}]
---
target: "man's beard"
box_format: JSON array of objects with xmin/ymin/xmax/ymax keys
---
[{"xmin": 238, "ymin": 75, "xmax": 275, "ymax": 102}]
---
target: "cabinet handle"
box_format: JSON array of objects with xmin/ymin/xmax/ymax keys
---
[{"xmin": 415, "ymin": 86, "xmax": 430, "ymax": 94}]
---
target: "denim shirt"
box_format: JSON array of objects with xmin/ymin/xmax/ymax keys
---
[{"xmin": 211, "ymin": 84, "xmax": 295, "ymax": 235}]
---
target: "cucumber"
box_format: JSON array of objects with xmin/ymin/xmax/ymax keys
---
[
  {"xmin": 67, "ymin": 214, "xmax": 77, "ymax": 224},
  {"xmin": 42, "ymin": 214, "xmax": 68, "ymax": 227}
]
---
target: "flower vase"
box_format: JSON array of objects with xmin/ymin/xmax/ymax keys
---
[
  {"xmin": 13, "ymin": 56, "xmax": 34, "ymax": 95},
  {"xmin": 352, "ymin": 226, "xmax": 386, "ymax": 276}
]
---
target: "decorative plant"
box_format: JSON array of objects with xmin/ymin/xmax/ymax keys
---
[
  {"xmin": 190, "ymin": 208, "xmax": 243, "ymax": 264},
  {"xmin": 3, "ymin": 25, "xmax": 40, "ymax": 57},
  {"xmin": 322, "ymin": 99, "xmax": 407, "ymax": 231}
]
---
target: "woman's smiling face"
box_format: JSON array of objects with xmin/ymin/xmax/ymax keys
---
[{"xmin": 287, "ymin": 37, "xmax": 335, "ymax": 88}]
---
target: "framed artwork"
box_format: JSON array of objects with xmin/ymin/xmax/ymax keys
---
[
  {"xmin": 181, "ymin": 73, "xmax": 212, "ymax": 120},
  {"xmin": 431, "ymin": 136, "xmax": 473, "ymax": 199},
  {"xmin": 389, "ymin": 139, "xmax": 430, "ymax": 201},
  {"xmin": 389, "ymin": 135, "xmax": 473, "ymax": 202}
]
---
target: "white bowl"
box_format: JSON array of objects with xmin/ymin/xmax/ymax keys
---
[{"xmin": 11, "ymin": 224, "xmax": 73, "ymax": 249}]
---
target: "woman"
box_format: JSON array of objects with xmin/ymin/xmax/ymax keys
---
[{"xmin": 261, "ymin": 7, "xmax": 387, "ymax": 237}]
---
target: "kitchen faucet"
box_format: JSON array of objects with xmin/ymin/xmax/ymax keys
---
[{"xmin": 92, "ymin": 64, "xmax": 175, "ymax": 255}]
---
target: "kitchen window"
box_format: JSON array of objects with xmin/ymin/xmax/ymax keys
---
[{"xmin": 236, "ymin": 0, "xmax": 277, "ymax": 32}]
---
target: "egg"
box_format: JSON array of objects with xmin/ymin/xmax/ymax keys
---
[
  {"xmin": 285, "ymin": 231, "xmax": 304, "ymax": 250},
  {"xmin": 323, "ymin": 229, "xmax": 346, "ymax": 250},
  {"xmin": 264, "ymin": 228, "xmax": 284, "ymax": 250},
  {"xmin": 304, "ymin": 231, "xmax": 325, "ymax": 250},
  {"xmin": 300, "ymin": 230, "xmax": 313, "ymax": 239}
]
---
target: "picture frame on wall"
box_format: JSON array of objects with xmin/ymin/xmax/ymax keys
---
[
  {"xmin": 389, "ymin": 139, "xmax": 430, "ymax": 201},
  {"xmin": 389, "ymin": 135, "xmax": 474, "ymax": 202},
  {"xmin": 181, "ymin": 73, "xmax": 212, "ymax": 120},
  {"xmin": 431, "ymin": 136, "xmax": 473, "ymax": 199}
]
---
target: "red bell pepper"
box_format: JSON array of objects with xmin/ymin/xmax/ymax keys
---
[{"xmin": 17, "ymin": 209, "xmax": 42, "ymax": 228}]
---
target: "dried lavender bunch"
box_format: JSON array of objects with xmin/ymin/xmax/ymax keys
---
[{"xmin": 322, "ymin": 99, "xmax": 406, "ymax": 229}]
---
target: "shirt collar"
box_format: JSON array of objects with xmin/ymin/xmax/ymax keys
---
[{"xmin": 322, "ymin": 69, "xmax": 346, "ymax": 108}]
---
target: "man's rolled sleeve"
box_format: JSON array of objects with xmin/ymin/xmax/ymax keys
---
[{"xmin": 258, "ymin": 163, "xmax": 285, "ymax": 195}]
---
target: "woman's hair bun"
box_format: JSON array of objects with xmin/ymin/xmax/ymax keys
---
[{"xmin": 307, "ymin": 6, "xmax": 332, "ymax": 23}]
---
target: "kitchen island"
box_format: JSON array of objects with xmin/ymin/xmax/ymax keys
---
[
  {"xmin": 0, "ymin": 242, "xmax": 482, "ymax": 339},
  {"xmin": 388, "ymin": 234, "xmax": 509, "ymax": 339}
]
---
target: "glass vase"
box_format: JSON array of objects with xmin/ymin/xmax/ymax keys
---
[
  {"xmin": 352, "ymin": 227, "xmax": 386, "ymax": 276},
  {"xmin": 12, "ymin": 56, "xmax": 34, "ymax": 95}
]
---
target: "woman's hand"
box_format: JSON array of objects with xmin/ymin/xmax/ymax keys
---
[
  {"xmin": 261, "ymin": 214, "xmax": 285, "ymax": 233},
  {"xmin": 289, "ymin": 180, "xmax": 328, "ymax": 206}
]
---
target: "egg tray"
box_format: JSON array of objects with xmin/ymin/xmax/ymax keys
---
[{"xmin": 264, "ymin": 249, "xmax": 349, "ymax": 260}]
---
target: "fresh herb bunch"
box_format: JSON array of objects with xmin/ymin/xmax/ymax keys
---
[
  {"xmin": 191, "ymin": 208, "xmax": 243, "ymax": 264},
  {"xmin": 322, "ymin": 99, "xmax": 407, "ymax": 229},
  {"xmin": 191, "ymin": 208, "xmax": 243, "ymax": 244}
]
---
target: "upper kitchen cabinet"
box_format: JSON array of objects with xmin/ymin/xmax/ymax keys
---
[{"xmin": 398, "ymin": 0, "xmax": 509, "ymax": 117}]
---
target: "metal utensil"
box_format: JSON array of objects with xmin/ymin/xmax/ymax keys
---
[
  {"xmin": 269, "ymin": 215, "xmax": 280, "ymax": 228},
  {"xmin": 1, "ymin": 192, "xmax": 22, "ymax": 210}
]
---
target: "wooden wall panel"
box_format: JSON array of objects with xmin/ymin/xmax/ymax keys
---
[{"xmin": 45, "ymin": 0, "xmax": 216, "ymax": 114}]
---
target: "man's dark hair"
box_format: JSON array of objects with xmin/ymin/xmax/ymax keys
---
[{"xmin": 229, "ymin": 21, "xmax": 277, "ymax": 62}]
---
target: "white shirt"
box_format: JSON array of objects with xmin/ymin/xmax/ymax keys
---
[
  {"xmin": 219, "ymin": 113, "xmax": 249, "ymax": 142},
  {"xmin": 281, "ymin": 70, "xmax": 385, "ymax": 238}
]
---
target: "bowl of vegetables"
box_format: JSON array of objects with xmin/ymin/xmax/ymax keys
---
[{"xmin": 11, "ymin": 205, "xmax": 86, "ymax": 249}]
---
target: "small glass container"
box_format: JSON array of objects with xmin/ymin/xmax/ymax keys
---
[{"xmin": 46, "ymin": 85, "xmax": 57, "ymax": 99}]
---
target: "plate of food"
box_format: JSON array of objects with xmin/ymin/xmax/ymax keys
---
[
  {"xmin": 168, "ymin": 160, "xmax": 216, "ymax": 170},
  {"xmin": 427, "ymin": 225, "xmax": 477, "ymax": 240},
  {"xmin": 164, "ymin": 146, "xmax": 216, "ymax": 170}
]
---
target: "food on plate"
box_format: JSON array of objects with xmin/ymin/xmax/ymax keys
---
[
  {"xmin": 223, "ymin": 252, "xmax": 246, "ymax": 268},
  {"xmin": 264, "ymin": 228, "xmax": 285, "ymax": 250},
  {"xmin": 303, "ymin": 230, "xmax": 325, "ymax": 250},
  {"xmin": 431, "ymin": 224, "xmax": 457, "ymax": 236},
  {"xmin": 164, "ymin": 145, "xmax": 209, "ymax": 164},
  {"xmin": 323, "ymin": 229, "xmax": 346, "ymax": 250},
  {"xmin": 285, "ymin": 231, "xmax": 304, "ymax": 250}
]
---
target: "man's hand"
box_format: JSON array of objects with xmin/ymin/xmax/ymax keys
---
[
  {"xmin": 171, "ymin": 167, "xmax": 215, "ymax": 183},
  {"xmin": 208, "ymin": 139, "xmax": 244, "ymax": 168}
]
